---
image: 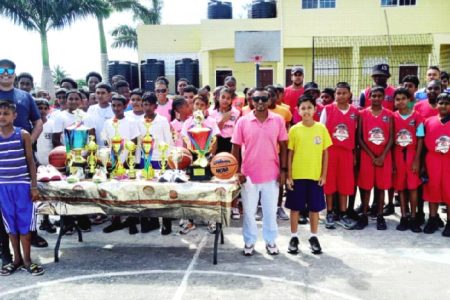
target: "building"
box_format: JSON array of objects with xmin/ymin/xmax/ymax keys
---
[{"xmin": 137, "ymin": 0, "xmax": 450, "ymax": 94}]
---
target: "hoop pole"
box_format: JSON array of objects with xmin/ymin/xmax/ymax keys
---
[{"xmin": 256, "ymin": 63, "xmax": 260, "ymax": 87}]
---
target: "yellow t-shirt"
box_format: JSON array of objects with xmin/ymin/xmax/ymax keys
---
[
  {"xmin": 270, "ymin": 105, "xmax": 292, "ymax": 123},
  {"xmin": 288, "ymin": 122, "xmax": 332, "ymax": 180}
]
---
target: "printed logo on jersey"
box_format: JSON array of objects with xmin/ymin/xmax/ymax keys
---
[
  {"xmin": 349, "ymin": 113, "xmax": 357, "ymax": 120},
  {"xmin": 396, "ymin": 129, "xmax": 413, "ymax": 147},
  {"xmin": 368, "ymin": 127, "xmax": 385, "ymax": 145},
  {"xmin": 408, "ymin": 119, "xmax": 416, "ymax": 127},
  {"xmin": 435, "ymin": 135, "xmax": 450, "ymax": 154},
  {"xmin": 333, "ymin": 124, "xmax": 349, "ymax": 141},
  {"xmin": 382, "ymin": 115, "xmax": 389, "ymax": 123},
  {"xmin": 313, "ymin": 136, "xmax": 322, "ymax": 145}
]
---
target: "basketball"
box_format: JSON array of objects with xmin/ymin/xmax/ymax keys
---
[
  {"xmin": 168, "ymin": 147, "xmax": 193, "ymax": 170},
  {"xmin": 210, "ymin": 152, "xmax": 238, "ymax": 180},
  {"xmin": 49, "ymin": 146, "xmax": 67, "ymax": 171}
]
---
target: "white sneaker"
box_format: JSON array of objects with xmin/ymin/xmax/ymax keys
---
[
  {"xmin": 277, "ymin": 207, "xmax": 289, "ymax": 220},
  {"xmin": 255, "ymin": 206, "xmax": 263, "ymax": 221},
  {"xmin": 231, "ymin": 207, "xmax": 240, "ymax": 220},
  {"xmin": 37, "ymin": 165, "xmax": 50, "ymax": 182},
  {"xmin": 266, "ymin": 243, "xmax": 279, "ymax": 255},
  {"xmin": 243, "ymin": 244, "xmax": 255, "ymax": 256}
]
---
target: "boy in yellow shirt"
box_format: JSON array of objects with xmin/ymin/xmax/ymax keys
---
[{"xmin": 286, "ymin": 94, "xmax": 332, "ymax": 254}]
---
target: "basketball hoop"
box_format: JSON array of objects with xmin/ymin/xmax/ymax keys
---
[{"xmin": 251, "ymin": 55, "xmax": 263, "ymax": 64}]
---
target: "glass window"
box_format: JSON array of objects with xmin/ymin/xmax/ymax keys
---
[
  {"xmin": 381, "ymin": 0, "xmax": 416, "ymax": 6},
  {"xmin": 302, "ymin": 0, "xmax": 335, "ymax": 9}
]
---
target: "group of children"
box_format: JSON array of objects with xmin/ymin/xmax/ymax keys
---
[{"xmin": 1, "ymin": 59, "xmax": 449, "ymax": 276}]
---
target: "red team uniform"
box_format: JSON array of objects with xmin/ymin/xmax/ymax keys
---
[
  {"xmin": 293, "ymin": 103, "xmax": 324, "ymax": 124},
  {"xmin": 414, "ymin": 101, "xmax": 439, "ymax": 120},
  {"xmin": 323, "ymin": 103, "xmax": 359, "ymax": 195},
  {"xmin": 392, "ymin": 111, "xmax": 424, "ymax": 191},
  {"xmin": 284, "ymin": 86, "xmax": 304, "ymax": 115},
  {"xmin": 358, "ymin": 108, "xmax": 393, "ymax": 190},
  {"xmin": 364, "ymin": 86, "xmax": 396, "ymax": 111},
  {"xmin": 423, "ymin": 116, "xmax": 450, "ymax": 204}
]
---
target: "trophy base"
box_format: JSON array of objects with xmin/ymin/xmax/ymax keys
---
[{"xmin": 187, "ymin": 165, "xmax": 211, "ymax": 181}]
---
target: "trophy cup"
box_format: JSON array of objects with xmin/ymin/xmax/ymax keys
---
[
  {"xmin": 110, "ymin": 119, "xmax": 126, "ymax": 179},
  {"xmin": 85, "ymin": 135, "xmax": 98, "ymax": 177},
  {"xmin": 157, "ymin": 142, "xmax": 169, "ymax": 182},
  {"xmin": 64, "ymin": 113, "xmax": 90, "ymax": 183},
  {"xmin": 186, "ymin": 110, "xmax": 215, "ymax": 181},
  {"xmin": 93, "ymin": 147, "xmax": 110, "ymax": 183},
  {"xmin": 125, "ymin": 140, "xmax": 137, "ymax": 179},
  {"xmin": 141, "ymin": 118, "xmax": 155, "ymax": 180},
  {"xmin": 166, "ymin": 147, "xmax": 190, "ymax": 183}
]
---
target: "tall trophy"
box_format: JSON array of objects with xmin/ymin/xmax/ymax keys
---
[
  {"xmin": 110, "ymin": 119, "xmax": 126, "ymax": 179},
  {"xmin": 85, "ymin": 135, "xmax": 98, "ymax": 178},
  {"xmin": 186, "ymin": 110, "xmax": 215, "ymax": 181},
  {"xmin": 141, "ymin": 118, "xmax": 155, "ymax": 180},
  {"xmin": 64, "ymin": 112, "xmax": 90, "ymax": 183},
  {"xmin": 93, "ymin": 147, "xmax": 110, "ymax": 183},
  {"xmin": 125, "ymin": 140, "xmax": 137, "ymax": 179}
]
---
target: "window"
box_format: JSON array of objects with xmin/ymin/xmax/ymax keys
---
[
  {"xmin": 215, "ymin": 70, "xmax": 232, "ymax": 86},
  {"xmin": 381, "ymin": 0, "xmax": 416, "ymax": 7},
  {"xmin": 302, "ymin": 0, "xmax": 336, "ymax": 9}
]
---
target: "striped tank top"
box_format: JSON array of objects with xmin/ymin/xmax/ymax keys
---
[{"xmin": 0, "ymin": 127, "xmax": 30, "ymax": 184}]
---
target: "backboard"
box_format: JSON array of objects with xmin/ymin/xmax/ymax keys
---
[{"xmin": 234, "ymin": 31, "xmax": 281, "ymax": 63}]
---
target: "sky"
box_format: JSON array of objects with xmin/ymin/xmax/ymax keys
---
[{"xmin": 0, "ymin": 0, "xmax": 248, "ymax": 87}]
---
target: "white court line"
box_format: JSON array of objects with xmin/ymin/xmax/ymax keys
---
[
  {"xmin": 0, "ymin": 269, "xmax": 361, "ymax": 300},
  {"xmin": 172, "ymin": 234, "xmax": 208, "ymax": 300}
]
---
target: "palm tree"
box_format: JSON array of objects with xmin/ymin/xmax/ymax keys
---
[
  {"xmin": 97, "ymin": 0, "xmax": 161, "ymax": 79},
  {"xmin": 110, "ymin": 0, "xmax": 162, "ymax": 50},
  {"xmin": 0, "ymin": 0, "xmax": 109, "ymax": 96},
  {"xmin": 52, "ymin": 65, "xmax": 69, "ymax": 85}
]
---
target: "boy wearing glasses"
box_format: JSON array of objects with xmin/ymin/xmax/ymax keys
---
[{"xmin": 231, "ymin": 88, "xmax": 288, "ymax": 256}]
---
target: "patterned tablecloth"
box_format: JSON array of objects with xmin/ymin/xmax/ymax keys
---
[{"xmin": 37, "ymin": 179, "xmax": 240, "ymax": 226}]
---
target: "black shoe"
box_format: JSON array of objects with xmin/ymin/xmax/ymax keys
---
[
  {"xmin": 346, "ymin": 209, "xmax": 360, "ymax": 221},
  {"xmin": 383, "ymin": 203, "xmax": 395, "ymax": 216},
  {"xmin": 369, "ymin": 204, "xmax": 379, "ymax": 220},
  {"xmin": 442, "ymin": 222, "xmax": 450, "ymax": 237},
  {"xmin": 39, "ymin": 219, "xmax": 56, "ymax": 234},
  {"xmin": 288, "ymin": 237, "xmax": 299, "ymax": 254},
  {"xmin": 409, "ymin": 217, "xmax": 422, "ymax": 233},
  {"xmin": 124, "ymin": 217, "xmax": 139, "ymax": 235},
  {"xmin": 103, "ymin": 220, "xmax": 125, "ymax": 233},
  {"xmin": 62, "ymin": 226, "xmax": 75, "ymax": 236},
  {"xmin": 423, "ymin": 217, "xmax": 439, "ymax": 234},
  {"xmin": 354, "ymin": 205, "xmax": 363, "ymax": 215},
  {"xmin": 396, "ymin": 217, "xmax": 409, "ymax": 231},
  {"xmin": 308, "ymin": 236, "xmax": 322, "ymax": 255},
  {"xmin": 436, "ymin": 215, "xmax": 445, "ymax": 228},
  {"xmin": 161, "ymin": 218, "xmax": 172, "ymax": 235},
  {"xmin": 394, "ymin": 195, "xmax": 401, "ymax": 207},
  {"xmin": 354, "ymin": 214, "xmax": 368, "ymax": 230},
  {"xmin": 376, "ymin": 215, "xmax": 387, "ymax": 230},
  {"xmin": 416, "ymin": 211, "xmax": 425, "ymax": 225},
  {"xmin": 31, "ymin": 232, "xmax": 48, "ymax": 248},
  {"xmin": 77, "ymin": 216, "xmax": 91, "ymax": 232},
  {"xmin": 140, "ymin": 217, "xmax": 158, "ymax": 233},
  {"xmin": 298, "ymin": 216, "xmax": 308, "ymax": 225}
]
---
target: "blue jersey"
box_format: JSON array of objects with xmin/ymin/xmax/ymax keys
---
[
  {"xmin": 0, "ymin": 88, "xmax": 41, "ymax": 133},
  {"xmin": 0, "ymin": 127, "xmax": 30, "ymax": 184}
]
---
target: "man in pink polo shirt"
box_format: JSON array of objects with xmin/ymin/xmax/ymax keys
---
[{"xmin": 231, "ymin": 87, "xmax": 288, "ymax": 256}]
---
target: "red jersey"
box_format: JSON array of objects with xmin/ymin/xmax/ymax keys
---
[
  {"xmin": 364, "ymin": 85, "xmax": 396, "ymax": 111},
  {"xmin": 360, "ymin": 108, "xmax": 393, "ymax": 156},
  {"xmin": 284, "ymin": 86, "xmax": 304, "ymax": 114},
  {"xmin": 393, "ymin": 111, "xmax": 423, "ymax": 151},
  {"xmin": 293, "ymin": 103, "xmax": 323, "ymax": 124},
  {"xmin": 414, "ymin": 101, "xmax": 438, "ymax": 120},
  {"xmin": 424, "ymin": 116, "xmax": 450, "ymax": 156},
  {"xmin": 324, "ymin": 103, "xmax": 359, "ymax": 150}
]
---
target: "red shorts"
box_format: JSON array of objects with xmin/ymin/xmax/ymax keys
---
[
  {"xmin": 358, "ymin": 150, "xmax": 392, "ymax": 190},
  {"xmin": 324, "ymin": 147, "xmax": 354, "ymax": 196},
  {"xmin": 423, "ymin": 153, "xmax": 450, "ymax": 204},
  {"xmin": 393, "ymin": 147, "xmax": 422, "ymax": 191}
]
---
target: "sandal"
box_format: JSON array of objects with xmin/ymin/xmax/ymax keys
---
[
  {"xmin": 207, "ymin": 222, "xmax": 216, "ymax": 234},
  {"xmin": 31, "ymin": 234, "xmax": 48, "ymax": 248},
  {"xmin": 179, "ymin": 222, "xmax": 196, "ymax": 235},
  {"xmin": 0, "ymin": 263, "xmax": 20, "ymax": 276},
  {"xmin": 24, "ymin": 263, "xmax": 45, "ymax": 276}
]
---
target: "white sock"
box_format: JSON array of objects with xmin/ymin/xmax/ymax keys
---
[
  {"xmin": 310, "ymin": 233, "xmax": 318, "ymax": 238},
  {"xmin": 291, "ymin": 232, "xmax": 298, "ymax": 238}
]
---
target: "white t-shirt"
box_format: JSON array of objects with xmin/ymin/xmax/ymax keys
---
[
  {"xmin": 53, "ymin": 109, "xmax": 88, "ymax": 145},
  {"xmin": 136, "ymin": 114, "xmax": 174, "ymax": 162},
  {"xmin": 102, "ymin": 117, "xmax": 140, "ymax": 163},
  {"xmin": 36, "ymin": 119, "xmax": 54, "ymax": 165},
  {"xmin": 86, "ymin": 104, "xmax": 114, "ymax": 148},
  {"xmin": 125, "ymin": 110, "xmax": 145, "ymax": 123}
]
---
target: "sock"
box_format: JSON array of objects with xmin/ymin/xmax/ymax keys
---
[
  {"xmin": 310, "ymin": 232, "xmax": 317, "ymax": 238},
  {"xmin": 291, "ymin": 232, "xmax": 298, "ymax": 238}
]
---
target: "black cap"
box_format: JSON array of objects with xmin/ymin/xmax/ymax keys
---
[
  {"xmin": 372, "ymin": 63, "xmax": 390, "ymax": 77},
  {"xmin": 0, "ymin": 59, "xmax": 16, "ymax": 69},
  {"xmin": 291, "ymin": 66, "xmax": 304, "ymax": 75},
  {"xmin": 304, "ymin": 82, "xmax": 320, "ymax": 93}
]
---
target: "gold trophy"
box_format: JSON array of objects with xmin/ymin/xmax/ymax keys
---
[
  {"xmin": 85, "ymin": 135, "xmax": 98, "ymax": 175},
  {"xmin": 64, "ymin": 111, "xmax": 89, "ymax": 183},
  {"xmin": 158, "ymin": 142, "xmax": 169, "ymax": 174},
  {"xmin": 111, "ymin": 119, "xmax": 126, "ymax": 178},
  {"xmin": 141, "ymin": 118, "xmax": 154, "ymax": 180},
  {"xmin": 125, "ymin": 140, "xmax": 137, "ymax": 179}
]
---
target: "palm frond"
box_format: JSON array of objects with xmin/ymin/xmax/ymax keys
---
[{"xmin": 110, "ymin": 24, "xmax": 137, "ymax": 49}]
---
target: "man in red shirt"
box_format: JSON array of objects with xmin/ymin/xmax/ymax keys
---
[{"xmin": 284, "ymin": 67, "xmax": 305, "ymax": 115}]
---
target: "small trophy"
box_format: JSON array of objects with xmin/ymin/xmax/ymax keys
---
[
  {"xmin": 111, "ymin": 119, "xmax": 126, "ymax": 179},
  {"xmin": 85, "ymin": 135, "xmax": 98, "ymax": 177},
  {"xmin": 93, "ymin": 147, "xmax": 110, "ymax": 183},
  {"xmin": 125, "ymin": 140, "xmax": 137, "ymax": 179},
  {"xmin": 141, "ymin": 118, "xmax": 154, "ymax": 180},
  {"xmin": 157, "ymin": 142, "xmax": 169, "ymax": 182}
]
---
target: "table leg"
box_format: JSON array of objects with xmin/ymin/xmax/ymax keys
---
[
  {"xmin": 220, "ymin": 224, "xmax": 224, "ymax": 244},
  {"xmin": 75, "ymin": 222, "xmax": 83, "ymax": 242},
  {"xmin": 54, "ymin": 216, "xmax": 65, "ymax": 263},
  {"xmin": 213, "ymin": 222, "xmax": 223, "ymax": 265}
]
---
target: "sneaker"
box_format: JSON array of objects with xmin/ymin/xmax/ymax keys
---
[
  {"xmin": 103, "ymin": 220, "xmax": 126, "ymax": 233},
  {"xmin": 298, "ymin": 215, "xmax": 309, "ymax": 225},
  {"xmin": 423, "ymin": 217, "xmax": 439, "ymax": 234},
  {"xmin": 336, "ymin": 214, "xmax": 356, "ymax": 230},
  {"xmin": 354, "ymin": 205, "xmax": 363, "ymax": 215},
  {"xmin": 376, "ymin": 215, "xmax": 387, "ymax": 230},
  {"xmin": 308, "ymin": 236, "xmax": 322, "ymax": 255},
  {"xmin": 346, "ymin": 209, "xmax": 360, "ymax": 221},
  {"xmin": 442, "ymin": 222, "xmax": 450, "ymax": 237},
  {"xmin": 354, "ymin": 214, "xmax": 368, "ymax": 230},
  {"xmin": 409, "ymin": 217, "xmax": 422, "ymax": 233},
  {"xmin": 179, "ymin": 222, "xmax": 196, "ymax": 234},
  {"xmin": 288, "ymin": 237, "xmax": 299, "ymax": 254},
  {"xmin": 231, "ymin": 207, "xmax": 241, "ymax": 220},
  {"xmin": 77, "ymin": 216, "xmax": 91, "ymax": 232},
  {"xmin": 255, "ymin": 206, "xmax": 263, "ymax": 221},
  {"xmin": 39, "ymin": 219, "xmax": 56, "ymax": 234},
  {"xmin": 396, "ymin": 217, "xmax": 409, "ymax": 231},
  {"xmin": 265, "ymin": 243, "xmax": 279, "ymax": 255},
  {"xmin": 46, "ymin": 165, "xmax": 62, "ymax": 181},
  {"xmin": 161, "ymin": 218, "xmax": 172, "ymax": 235},
  {"xmin": 369, "ymin": 204, "xmax": 379, "ymax": 220},
  {"xmin": 383, "ymin": 203, "xmax": 395, "ymax": 216},
  {"xmin": 31, "ymin": 232, "xmax": 48, "ymax": 248},
  {"xmin": 437, "ymin": 215, "xmax": 445, "ymax": 228},
  {"xmin": 394, "ymin": 195, "xmax": 401, "ymax": 207},
  {"xmin": 37, "ymin": 165, "xmax": 51, "ymax": 182},
  {"xmin": 207, "ymin": 222, "xmax": 216, "ymax": 234},
  {"xmin": 243, "ymin": 244, "xmax": 255, "ymax": 256},
  {"xmin": 416, "ymin": 211, "xmax": 425, "ymax": 226},
  {"xmin": 276, "ymin": 207, "xmax": 289, "ymax": 220},
  {"xmin": 325, "ymin": 212, "xmax": 336, "ymax": 229}
]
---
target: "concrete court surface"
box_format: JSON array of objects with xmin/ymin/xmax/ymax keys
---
[{"xmin": 1, "ymin": 211, "xmax": 449, "ymax": 300}]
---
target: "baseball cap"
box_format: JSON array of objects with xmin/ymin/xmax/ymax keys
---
[
  {"xmin": 291, "ymin": 66, "xmax": 304, "ymax": 75},
  {"xmin": 372, "ymin": 63, "xmax": 390, "ymax": 77},
  {"xmin": 304, "ymin": 82, "xmax": 320, "ymax": 93}
]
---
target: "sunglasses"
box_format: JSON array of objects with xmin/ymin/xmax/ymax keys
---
[
  {"xmin": 0, "ymin": 68, "xmax": 15, "ymax": 75},
  {"xmin": 252, "ymin": 96, "xmax": 269, "ymax": 102},
  {"xmin": 155, "ymin": 88, "xmax": 167, "ymax": 93}
]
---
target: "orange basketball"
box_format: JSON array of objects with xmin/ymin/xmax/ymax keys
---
[
  {"xmin": 49, "ymin": 146, "xmax": 67, "ymax": 171},
  {"xmin": 168, "ymin": 147, "xmax": 193, "ymax": 170},
  {"xmin": 210, "ymin": 152, "xmax": 238, "ymax": 180}
]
